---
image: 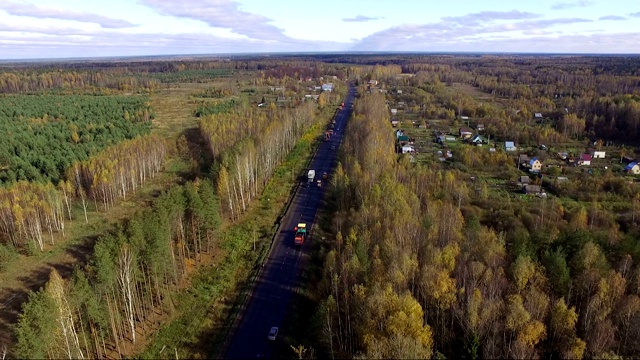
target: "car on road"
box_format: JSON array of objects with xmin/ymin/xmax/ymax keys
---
[{"xmin": 268, "ymin": 326, "xmax": 278, "ymax": 341}]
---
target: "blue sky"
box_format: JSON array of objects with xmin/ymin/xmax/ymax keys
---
[{"xmin": 0, "ymin": 0, "xmax": 639, "ymax": 59}]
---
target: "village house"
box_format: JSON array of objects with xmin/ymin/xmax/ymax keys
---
[
  {"xmin": 477, "ymin": 124, "xmax": 485, "ymax": 132},
  {"xmin": 459, "ymin": 127, "xmax": 473, "ymax": 140},
  {"xmin": 592, "ymin": 150, "xmax": 606, "ymax": 159},
  {"xmin": 529, "ymin": 157, "xmax": 542, "ymax": 173},
  {"xmin": 518, "ymin": 154, "xmax": 530, "ymax": 166},
  {"xmin": 505, "ymin": 141, "xmax": 517, "ymax": 152},
  {"xmin": 578, "ymin": 154, "xmax": 592, "ymax": 166},
  {"xmin": 523, "ymin": 184, "xmax": 543, "ymax": 195},
  {"xmin": 401, "ymin": 145, "xmax": 415, "ymax": 154},
  {"xmin": 625, "ymin": 162, "xmax": 640, "ymax": 175},
  {"xmin": 470, "ymin": 134, "xmax": 487, "ymax": 146},
  {"xmin": 519, "ymin": 176, "xmax": 531, "ymax": 185},
  {"xmin": 321, "ymin": 83, "xmax": 334, "ymax": 92}
]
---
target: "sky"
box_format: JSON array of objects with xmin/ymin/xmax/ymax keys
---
[{"xmin": 0, "ymin": 0, "xmax": 639, "ymax": 60}]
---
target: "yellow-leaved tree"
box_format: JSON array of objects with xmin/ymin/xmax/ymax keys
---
[{"xmin": 361, "ymin": 284, "xmax": 433, "ymax": 359}]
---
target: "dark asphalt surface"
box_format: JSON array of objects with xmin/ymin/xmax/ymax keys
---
[{"xmin": 224, "ymin": 85, "xmax": 356, "ymax": 359}]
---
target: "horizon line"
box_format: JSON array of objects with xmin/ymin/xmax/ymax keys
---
[{"xmin": 2, "ymin": 50, "xmax": 640, "ymax": 64}]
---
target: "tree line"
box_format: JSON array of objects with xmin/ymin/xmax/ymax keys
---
[
  {"xmin": 0, "ymin": 134, "xmax": 167, "ymax": 253},
  {"xmin": 200, "ymin": 101, "xmax": 319, "ymax": 220}
]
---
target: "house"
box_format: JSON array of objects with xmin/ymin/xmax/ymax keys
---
[
  {"xmin": 321, "ymin": 83, "xmax": 334, "ymax": 92},
  {"xmin": 459, "ymin": 127, "xmax": 473, "ymax": 140},
  {"xmin": 534, "ymin": 113, "xmax": 543, "ymax": 119},
  {"xmin": 471, "ymin": 135, "xmax": 486, "ymax": 145},
  {"xmin": 461, "ymin": 116, "xmax": 469, "ymax": 120},
  {"xmin": 518, "ymin": 154, "xmax": 530, "ymax": 165},
  {"xmin": 398, "ymin": 135, "xmax": 410, "ymax": 143},
  {"xmin": 304, "ymin": 94, "xmax": 319, "ymax": 101},
  {"xmin": 578, "ymin": 154, "xmax": 592, "ymax": 166},
  {"xmin": 592, "ymin": 151, "xmax": 606, "ymax": 159},
  {"xmin": 391, "ymin": 120, "xmax": 399, "ymax": 127},
  {"xmin": 519, "ymin": 176, "xmax": 531, "ymax": 185},
  {"xmin": 401, "ymin": 145, "xmax": 415, "ymax": 154},
  {"xmin": 477, "ymin": 124, "xmax": 485, "ymax": 132},
  {"xmin": 390, "ymin": 109, "xmax": 398, "ymax": 115},
  {"xmin": 523, "ymin": 184, "xmax": 543, "ymax": 195},
  {"xmin": 505, "ymin": 141, "xmax": 517, "ymax": 151},
  {"xmin": 625, "ymin": 162, "xmax": 640, "ymax": 174},
  {"xmin": 368, "ymin": 80, "xmax": 378, "ymax": 86},
  {"xmin": 529, "ymin": 157, "xmax": 542, "ymax": 173}
]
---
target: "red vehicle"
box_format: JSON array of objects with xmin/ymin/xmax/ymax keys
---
[{"xmin": 294, "ymin": 223, "xmax": 307, "ymax": 245}]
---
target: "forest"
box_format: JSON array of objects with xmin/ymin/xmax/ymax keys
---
[
  {"xmin": 0, "ymin": 95, "xmax": 153, "ymax": 184},
  {"xmin": 2, "ymin": 54, "xmax": 640, "ymax": 359}
]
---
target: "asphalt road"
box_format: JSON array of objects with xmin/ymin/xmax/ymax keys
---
[{"xmin": 224, "ymin": 85, "xmax": 356, "ymax": 359}]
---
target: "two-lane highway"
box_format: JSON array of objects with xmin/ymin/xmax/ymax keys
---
[{"xmin": 224, "ymin": 85, "xmax": 355, "ymax": 359}]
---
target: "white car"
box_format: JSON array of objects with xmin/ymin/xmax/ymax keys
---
[{"xmin": 268, "ymin": 327, "xmax": 278, "ymax": 341}]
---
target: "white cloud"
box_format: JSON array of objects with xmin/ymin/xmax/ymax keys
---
[
  {"xmin": 0, "ymin": 1, "xmax": 136, "ymax": 28},
  {"xmin": 599, "ymin": 15, "xmax": 626, "ymax": 20},
  {"xmin": 551, "ymin": 1, "xmax": 594, "ymax": 10},
  {"xmin": 442, "ymin": 10, "xmax": 541, "ymax": 25},
  {"xmin": 343, "ymin": 15, "xmax": 382, "ymax": 23},
  {"xmin": 138, "ymin": 0, "xmax": 287, "ymax": 41}
]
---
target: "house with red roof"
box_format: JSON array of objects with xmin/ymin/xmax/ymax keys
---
[{"xmin": 578, "ymin": 154, "xmax": 592, "ymax": 166}]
